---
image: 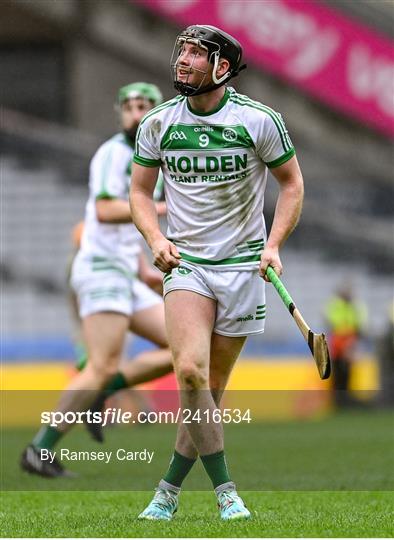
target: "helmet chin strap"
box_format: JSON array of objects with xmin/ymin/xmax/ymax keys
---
[
  {"xmin": 211, "ymin": 52, "xmax": 232, "ymax": 85},
  {"xmin": 174, "ymin": 52, "xmax": 232, "ymax": 97},
  {"xmin": 174, "ymin": 78, "xmax": 229, "ymax": 97}
]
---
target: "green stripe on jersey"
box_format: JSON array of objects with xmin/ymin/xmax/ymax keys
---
[
  {"xmin": 133, "ymin": 155, "xmax": 161, "ymax": 167},
  {"xmin": 163, "ymin": 274, "xmax": 172, "ymax": 285},
  {"xmin": 266, "ymin": 148, "xmax": 295, "ymax": 168},
  {"xmin": 91, "ymin": 264, "xmax": 133, "ymax": 278},
  {"xmin": 256, "ymin": 308, "xmax": 266, "ymax": 318},
  {"xmin": 247, "ymin": 238, "xmax": 265, "ymax": 246},
  {"xmin": 186, "ymin": 88, "xmax": 230, "ymax": 116},
  {"xmin": 89, "ymin": 287, "xmax": 131, "ymax": 299},
  {"xmin": 237, "ymin": 245, "xmax": 264, "ymax": 253},
  {"xmin": 160, "ymin": 124, "xmax": 254, "ymax": 151},
  {"xmin": 179, "ymin": 252, "xmax": 260, "ymax": 266},
  {"xmin": 230, "ymin": 93, "xmax": 292, "ymax": 146},
  {"xmin": 229, "ymin": 94, "xmax": 293, "ymax": 153},
  {"xmin": 236, "ymin": 238, "xmax": 265, "ymax": 253},
  {"xmin": 139, "ymin": 95, "xmax": 185, "ymax": 128},
  {"xmin": 96, "ymin": 191, "xmax": 116, "ymax": 200},
  {"xmin": 90, "ymin": 292, "xmax": 127, "ymax": 300}
]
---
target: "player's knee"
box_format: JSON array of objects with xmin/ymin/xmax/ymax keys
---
[
  {"xmin": 85, "ymin": 362, "xmax": 119, "ymax": 387},
  {"xmin": 176, "ymin": 359, "xmax": 207, "ymax": 390}
]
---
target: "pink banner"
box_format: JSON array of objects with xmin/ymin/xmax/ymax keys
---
[{"xmin": 136, "ymin": 0, "xmax": 394, "ymax": 137}]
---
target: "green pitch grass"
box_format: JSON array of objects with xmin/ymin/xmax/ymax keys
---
[
  {"xmin": 1, "ymin": 490, "xmax": 393, "ymax": 537},
  {"xmin": 1, "ymin": 410, "xmax": 394, "ymax": 537}
]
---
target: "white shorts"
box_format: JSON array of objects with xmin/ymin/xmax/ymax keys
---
[
  {"xmin": 163, "ymin": 262, "xmax": 266, "ymax": 337},
  {"xmin": 71, "ymin": 258, "xmax": 162, "ymax": 319}
]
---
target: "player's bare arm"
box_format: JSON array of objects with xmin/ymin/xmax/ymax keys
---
[
  {"xmin": 96, "ymin": 198, "xmax": 134, "ymax": 223},
  {"xmin": 130, "ymin": 163, "xmax": 180, "ymax": 272},
  {"xmin": 96, "ymin": 198, "xmax": 166, "ymax": 224},
  {"xmin": 260, "ymin": 154, "xmax": 304, "ymax": 280}
]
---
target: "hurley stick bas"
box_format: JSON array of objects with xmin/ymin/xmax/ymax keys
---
[{"xmin": 265, "ymin": 266, "xmax": 331, "ymax": 380}]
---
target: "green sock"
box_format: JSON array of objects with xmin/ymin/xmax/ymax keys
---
[
  {"xmin": 163, "ymin": 450, "xmax": 197, "ymax": 487},
  {"xmin": 104, "ymin": 372, "xmax": 128, "ymax": 397},
  {"xmin": 75, "ymin": 343, "xmax": 88, "ymax": 371},
  {"xmin": 74, "ymin": 349, "xmax": 127, "ymax": 398},
  {"xmin": 32, "ymin": 426, "xmax": 63, "ymax": 450},
  {"xmin": 200, "ymin": 450, "xmax": 231, "ymax": 489}
]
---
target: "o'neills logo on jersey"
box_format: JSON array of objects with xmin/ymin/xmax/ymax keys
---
[
  {"xmin": 194, "ymin": 126, "xmax": 213, "ymax": 132},
  {"xmin": 236, "ymin": 314, "xmax": 254, "ymax": 322},
  {"xmin": 165, "ymin": 153, "xmax": 247, "ymax": 174}
]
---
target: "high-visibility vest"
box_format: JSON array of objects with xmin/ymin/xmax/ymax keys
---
[{"xmin": 325, "ymin": 297, "xmax": 366, "ymax": 336}]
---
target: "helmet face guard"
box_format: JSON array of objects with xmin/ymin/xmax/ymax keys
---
[{"xmin": 171, "ymin": 25, "xmax": 246, "ymax": 97}]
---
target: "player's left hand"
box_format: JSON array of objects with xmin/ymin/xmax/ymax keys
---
[{"xmin": 259, "ymin": 246, "xmax": 282, "ymax": 282}]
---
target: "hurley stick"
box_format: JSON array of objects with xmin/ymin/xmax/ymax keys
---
[{"xmin": 265, "ymin": 266, "xmax": 331, "ymax": 380}]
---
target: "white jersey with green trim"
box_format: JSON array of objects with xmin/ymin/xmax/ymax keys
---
[
  {"xmin": 79, "ymin": 133, "xmax": 143, "ymax": 275},
  {"xmin": 134, "ymin": 87, "xmax": 295, "ymax": 270}
]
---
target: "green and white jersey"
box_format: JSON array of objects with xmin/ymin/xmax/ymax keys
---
[
  {"xmin": 134, "ymin": 87, "xmax": 295, "ymax": 270},
  {"xmin": 80, "ymin": 133, "xmax": 142, "ymax": 275}
]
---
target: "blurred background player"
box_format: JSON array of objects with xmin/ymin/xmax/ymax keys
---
[
  {"xmin": 68, "ymin": 221, "xmax": 160, "ymax": 442},
  {"xmin": 21, "ymin": 82, "xmax": 173, "ymax": 477},
  {"xmin": 324, "ymin": 283, "xmax": 368, "ymax": 409}
]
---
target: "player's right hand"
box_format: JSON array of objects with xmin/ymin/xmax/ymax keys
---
[
  {"xmin": 259, "ymin": 245, "xmax": 283, "ymax": 282},
  {"xmin": 151, "ymin": 238, "xmax": 181, "ymax": 272}
]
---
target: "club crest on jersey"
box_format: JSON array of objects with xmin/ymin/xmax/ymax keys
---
[
  {"xmin": 169, "ymin": 131, "xmax": 187, "ymax": 141},
  {"xmin": 177, "ymin": 266, "xmax": 192, "ymax": 276},
  {"xmin": 222, "ymin": 128, "xmax": 238, "ymax": 142}
]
